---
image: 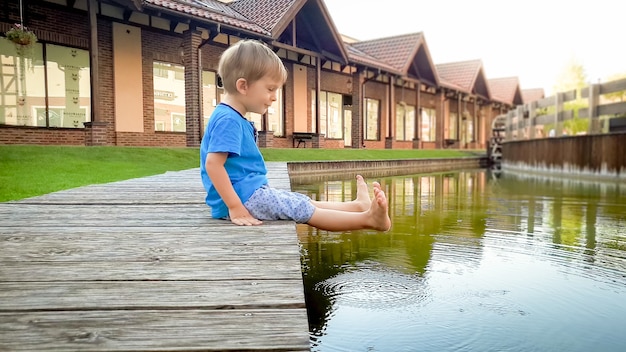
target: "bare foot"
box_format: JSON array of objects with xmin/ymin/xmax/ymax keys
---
[
  {"xmin": 353, "ymin": 175, "xmax": 371, "ymax": 211},
  {"xmin": 367, "ymin": 182, "xmax": 392, "ymax": 231}
]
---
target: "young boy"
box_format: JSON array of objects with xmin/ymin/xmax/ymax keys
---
[{"xmin": 200, "ymin": 39, "xmax": 391, "ymax": 232}]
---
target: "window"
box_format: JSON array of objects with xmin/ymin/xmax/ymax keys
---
[
  {"xmin": 0, "ymin": 38, "xmax": 91, "ymax": 128},
  {"xmin": 364, "ymin": 98, "xmax": 380, "ymax": 140},
  {"xmin": 421, "ymin": 108, "xmax": 437, "ymax": 142},
  {"xmin": 202, "ymin": 70, "xmax": 218, "ymax": 130},
  {"xmin": 396, "ymin": 103, "xmax": 415, "ymax": 141},
  {"xmin": 310, "ymin": 90, "xmax": 343, "ymax": 138},
  {"xmin": 153, "ymin": 61, "xmax": 185, "ymax": 132},
  {"xmin": 449, "ymin": 112, "xmax": 458, "ymax": 140},
  {"xmin": 462, "ymin": 115, "xmax": 474, "ymax": 145},
  {"xmin": 46, "ymin": 45, "xmax": 91, "ymax": 128},
  {"xmin": 248, "ymin": 86, "xmax": 284, "ymax": 137}
]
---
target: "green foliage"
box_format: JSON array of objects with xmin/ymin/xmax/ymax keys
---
[
  {"xmin": 553, "ymin": 57, "xmax": 587, "ymax": 95},
  {"xmin": 5, "ymin": 23, "xmax": 37, "ymax": 46},
  {"xmin": 553, "ymin": 57, "xmax": 590, "ymax": 134}
]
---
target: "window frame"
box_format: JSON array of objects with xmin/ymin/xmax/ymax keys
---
[{"xmin": 364, "ymin": 97, "xmax": 380, "ymax": 141}]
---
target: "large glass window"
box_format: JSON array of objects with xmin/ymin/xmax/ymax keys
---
[
  {"xmin": 449, "ymin": 112, "xmax": 458, "ymax": 140},
  {"xmin": 421, "ymin": 107, "xmax": 437, "ymax": 142},
  {"xmin": 326, "ymin": 92, "xmax": 342, "ymax": 139},
  {"xmin": 248, "ymin": 87, "xmax": 284, "ymax": 137},
  {"xmin": 202, "ymin": 70, "xmax": 218, "ymax": 130},
  {"xmin": 310, "ymin": 90, "xmax": 343, "ymax": 138},
  {"xmin": 153, "ymin": 61, "xmax": 185, "ymax": 132},
  {"xmin": 46, "ymin": 44, "xmax": 91, "ymax": 128},
  {"xmin": 364, "ymin": 98, "xmax": 379, "ymax": 140},
  {"xmin": 0, "ymin": 38, "xmax": 90, "ymax": 128},
  {"xmin": 462, "ymin": 114, "xmax": 474, "ymax": 145},
  {"xmin": 396, "ymin": 103, "xmax": 415, "ymax": 141}
]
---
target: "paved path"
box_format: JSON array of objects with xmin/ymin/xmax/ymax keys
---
[{"xmin": 0, "ymin": 162, "xmax": 310, "ymax": 351}]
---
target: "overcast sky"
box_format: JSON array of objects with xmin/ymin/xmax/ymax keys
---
[{"xmin": 322, "ymin": 0, "xmax": 624, "ymax": 95}]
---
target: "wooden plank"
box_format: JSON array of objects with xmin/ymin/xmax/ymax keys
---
[
  {"xmin": 0, "ymin": 309, "xmax": 310, "ymax": 351},
  {"xmin": 0, "ymin": 225, "xmax": 296, "ymax": 239},
  {"xmin": 0, "ymin": 235, "xmax": 300, "ymax": 261},
  {"xmin": 0, "ymin": 280, "xmax": 306, "ymax": 311},
  {"xmin": 16, "ymin": 192, "xmax": 205, "ymax": 205},
  {"xmin": 0, "ymin": 260, "xmax": 302, "ymax": 282},
  {"xmin": 0, "ymin": 163, "xmax": 310, "ymax": 351}
]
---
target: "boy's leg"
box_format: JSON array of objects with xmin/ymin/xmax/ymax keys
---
[
  {"xmin": 306, "ymin": 183, "xmax": 391, "ymax": 232},
  {"xmin": 310, "ymin": 175, "xmax": 373, "ymax": 212}
]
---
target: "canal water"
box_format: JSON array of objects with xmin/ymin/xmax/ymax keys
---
[{"xmin": 292, "ymin": 169, "xmax": 626, "ymax": 352}]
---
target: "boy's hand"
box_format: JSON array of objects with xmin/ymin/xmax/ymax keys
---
[{"xmin": 229, "ymin": 204, "xmax": 263, "ymax": 226}]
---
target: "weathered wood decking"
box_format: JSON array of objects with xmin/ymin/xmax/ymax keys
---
[{"xmin": 0, "ymin": 162, "xmax": 310, "ymax": 351}]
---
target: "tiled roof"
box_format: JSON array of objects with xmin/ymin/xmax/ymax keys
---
[
  {"xmin": 521, "ymin": 88, "xmax": 545, "ymax": 103},
  {"xmin": 350, "ymin": 33, "xmax": 424, "ymax": 72},
  {"xmin": 229, "ymin": 0, "xmax": 298, "ymax": 33},
  {"xmin": 488, "ymin": 77, "xmax": 521, "ymax": 105},
  {"xmin": 143, "ymin": 0, "xmax": 270, "ymax": 35},
  {"xmin": 435, "ymin": 59, "xmax": 483, "ymax": 93},
  {"xmin": 345, "ymin": 44, "xmax": 401, "ymax": 75}
]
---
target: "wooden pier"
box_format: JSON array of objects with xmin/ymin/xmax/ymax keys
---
[{"xmin": 0, "ymin": 163, "xmax": 310, "ymax": 351}]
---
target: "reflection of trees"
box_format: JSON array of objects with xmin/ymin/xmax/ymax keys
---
[
  {"xmin": 295, "ymin": 171, "xmax": 491, "ymax": 332},
  {"xmin": 295, "ymin": 168, "xmax": 626, "ymax": 338}
]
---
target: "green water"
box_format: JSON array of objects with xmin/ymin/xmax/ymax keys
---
[{"xmin": 292, "ymin": 169, "xmax": 626, "ymax": 352}]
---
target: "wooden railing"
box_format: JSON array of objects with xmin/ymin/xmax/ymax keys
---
[{"xmin": 500, "ymin": 78, "xmax": 626, "ymax": 140}]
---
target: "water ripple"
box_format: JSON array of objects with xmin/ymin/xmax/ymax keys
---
[{"xmin": 315, "ymin": 263, "xmax": 427, "ymax": 310}]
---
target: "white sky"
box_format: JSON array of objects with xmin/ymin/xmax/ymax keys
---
[{"xmin": 322, "ymin": 0, "xmax": 624, "ymax": 95}]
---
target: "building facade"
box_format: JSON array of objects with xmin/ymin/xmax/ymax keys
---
[{"xmin": 0, "ymin": 0, "xmax": 523, "ymax": 149}]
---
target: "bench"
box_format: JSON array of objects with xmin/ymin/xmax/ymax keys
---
[
  {"xmin": 444, "ymin": 139, "xmax": 457, "ymax": 148},
  {"xmin": 292, "ymin": 132, "xmax": 315, "ymax": 148}
]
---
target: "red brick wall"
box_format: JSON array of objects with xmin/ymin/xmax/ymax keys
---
[{"xmin": 0, "ymin": 126, "xmax": 85, "ymax": 145}]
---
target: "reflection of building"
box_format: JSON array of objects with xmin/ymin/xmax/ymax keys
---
[{"xmin": 1, "ymin": 0, "xmax": 525, "ymax": 148}]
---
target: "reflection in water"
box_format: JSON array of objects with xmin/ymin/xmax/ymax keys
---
[{"xmin": 294, "ymin": 170, "xmax": 626, "ymax": 352}]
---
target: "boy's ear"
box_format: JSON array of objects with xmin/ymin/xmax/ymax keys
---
[{"xmin": 235, "ymin": 78, "xmax": 248, "ymax": 95}]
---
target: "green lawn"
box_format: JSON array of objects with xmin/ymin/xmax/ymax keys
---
[{"xmin": 0, "ymin": 145, "xmax": 482, "ymax": 202}]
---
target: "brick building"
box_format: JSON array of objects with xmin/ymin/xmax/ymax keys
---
[{"xmin": 0, "ymin": 0, "xmax": 523, "ymax": 148}]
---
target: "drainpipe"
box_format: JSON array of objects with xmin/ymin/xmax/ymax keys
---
[
  {"xmin": 315, "ymin": 56, "xmax": 321, "ymax": 135},
  {"xmin": 87, "ymin": 0, "xmax": 100, "ymax": 123}
]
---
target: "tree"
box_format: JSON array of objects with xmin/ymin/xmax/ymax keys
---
[{"xmin": 553, "ymin": 57, "xmax": 588, "ymax": 134}]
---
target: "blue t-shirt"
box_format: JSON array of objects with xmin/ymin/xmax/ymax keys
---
[{"xmin": 200, "ymin": 103, "xmax": 268, "ymax": 218}]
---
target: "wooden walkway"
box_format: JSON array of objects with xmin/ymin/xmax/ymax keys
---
[{"xmin": 0, "ymin": 162, "xmax": 310, "ymax": 351}]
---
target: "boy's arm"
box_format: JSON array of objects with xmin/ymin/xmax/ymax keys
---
[{"xmin": 205, "ymin": 152, "xmax": 262, "ymax": 226}]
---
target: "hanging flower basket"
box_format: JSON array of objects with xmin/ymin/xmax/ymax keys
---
[{"xmin": 5, "ymin": 23, "xmax": 37, "ymax": 47}]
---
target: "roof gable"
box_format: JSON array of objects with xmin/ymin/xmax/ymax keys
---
[
  {"xmin": 229, "ymin": 0, "xmax": 298, "ymax": 35},
  {"xmin": 436, "ymin": 59, "xmax": 490, "ymax": 99},
  {"xmin": 144, "ymin": 0, "xmax": 269, "ymax": 35},
  {"xmin": 345, "ymin": 44, "xmax": 401, "ymax": 75},
  {"xmin": 521, "ymin": 88, "xmax": 545, "ymax": 103},
  {"xmin": 231, "ymin": 0, "xmax": 347, "ymax": 63},
  {"xmin": 350, "ymin": 33, "xmax": 438, "ymax": 86},
  {"xmin": 488, "ymin": 77, "xmax": 523, "ymax": 105}
]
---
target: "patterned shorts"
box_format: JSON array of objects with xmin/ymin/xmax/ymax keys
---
[{"xmin": 244, "ymin": 185, "xmax": 315, "ymax": 223}]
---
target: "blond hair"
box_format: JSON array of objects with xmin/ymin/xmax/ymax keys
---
[{"xmin": 218, "ymin": 39, "xmax": 288, "ymax": 94}]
